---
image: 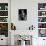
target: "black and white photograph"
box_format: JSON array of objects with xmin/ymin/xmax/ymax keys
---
[{"xmin": 18, "ymin": 9, "xmax": 27, "ymax": 21}]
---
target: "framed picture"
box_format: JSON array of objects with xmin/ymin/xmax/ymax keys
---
[{"xmin": 18, "ymin": 9, "xmax": 27, "ymax": 21}]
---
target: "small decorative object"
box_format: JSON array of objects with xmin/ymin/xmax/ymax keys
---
[
  {"xmin": 0, "ymin": 6, "xmax": 1, "ymax": 10},
  {"xmin": 11, "ymin": 23, "xmax": 16, "ymax": 30},
  {"xmin": 5, "ymin": 6, "xmax": 8, "ymax": 10},
  {"xmin": 18, "ymin": 9, "xmax": 27, "ymax": 21},
  {"xmin": 29, "ymin": 25, "xmax": 35, "ymax": 30},
  {"xmin": 39, "ymin": 29, "xmax": 46, "ymax": 37},
  {"xmin": 42, "ymin": 12, "xmax": 45, "ymax": 15}
]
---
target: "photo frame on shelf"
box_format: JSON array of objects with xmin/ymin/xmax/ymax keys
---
[{"xmin": 18, "ymin": 9, "xmax": 27, "ymax": 21}]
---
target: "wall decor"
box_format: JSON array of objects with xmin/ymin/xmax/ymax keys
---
[
  {"xmin": 29, "ymin": 25, "xmax": 35, "ymax": 30},
  {"xmin": 11, "ymin": 23, "xmax": 16, "ymax": 30},
  {"xmin": 5, "ymin": 6, "xmax": 8, "ymax": 10},
  {"xmin": 18, "ymin": 9, "xmax": 27, "ymax": 21}
]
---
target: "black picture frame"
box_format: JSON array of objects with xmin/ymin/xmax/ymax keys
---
[{"xmin": 18, "ymin": 9, "xmax": 27, "ymax": 21}]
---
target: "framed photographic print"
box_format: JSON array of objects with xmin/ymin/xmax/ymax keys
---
[{"xmin": 18, "ymin": 9, "xmax": 27, "ymax": 21}]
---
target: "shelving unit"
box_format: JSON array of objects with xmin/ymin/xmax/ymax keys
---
[
  {"xmin": 0, "ymin": 3, "xmax": 8, "ymax": 37},
  {"xmin": 38, "ymin": 3, "xmax": 46, "ymax": 37}
]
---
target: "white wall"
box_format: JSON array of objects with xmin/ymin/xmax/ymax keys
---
[
  {"xmin": 11, "ymin": 0, "xmax": 38, "ymax": 45},
  {"xmin": 11, "ymin": 0, "xmax": 46, "ymax": 46},
  {"xmin": 11, "ymin": 0, "xmax": 38, "ymax": 30}
]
